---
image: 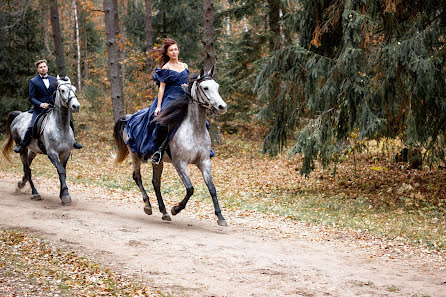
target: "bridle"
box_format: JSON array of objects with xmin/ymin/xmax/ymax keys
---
[
  {"xmin": 54, "ymin": 82, "xmax": 77, "ymax": 110},
  {"xmin": 190, "ymin": 74, "xmax": 215, "ymax": 111}
]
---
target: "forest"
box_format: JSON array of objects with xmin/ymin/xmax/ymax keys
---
[
  {"xmin": 0, "ymin": 0, "xmax": 445, "ymax": 295},
  {"xmin": 1, "ymin": 0, "xmax": 445, "ymax": 171}
]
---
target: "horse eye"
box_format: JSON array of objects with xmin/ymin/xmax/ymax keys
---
[{"xmin": 204, "ymin": 87, "xmax": 209, "ymax": 90}]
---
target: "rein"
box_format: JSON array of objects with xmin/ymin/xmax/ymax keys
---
[
  {"xmin": 52, "ymin": 82, "xmax": 77, "ymax": 111},
  {"xmin": 189, "ymin": 74, "xmax": 215, "ymax": 111}
]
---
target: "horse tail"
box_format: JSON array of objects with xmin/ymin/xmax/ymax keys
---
[
  {"xmin": 154, "ymin": 95, "xmax": 189, "ymax": 128},
  {"xmin": 1, "ymin": 111, "xmax": 21, "ymax": 162},
  {"xmin": 113, "ymin": 115, "xmax": 130, "ymax": 163}
]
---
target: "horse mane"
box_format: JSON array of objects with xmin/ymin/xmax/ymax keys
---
[{"xmin": 153, "ymin": 75, "xmax": 199, "ymax": 128}]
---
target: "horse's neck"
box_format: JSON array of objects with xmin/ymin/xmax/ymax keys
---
[
  {"xmin": 51, "ymin": 94, "xmax": 71, "ymax": 130},
  {"xmin": 186, "ymin": 103, "xmax": 206, "ymax": 130}
]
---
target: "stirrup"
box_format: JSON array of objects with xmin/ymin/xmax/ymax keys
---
[
  {"xmin": 13, "ymin": 144, "xmax": 22, "ymax": 153},
  {"xmin": 150, "ymin": 151, "xmax": 162, "ymax": 165}
]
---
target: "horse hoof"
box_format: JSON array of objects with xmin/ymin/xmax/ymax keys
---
[
  {"xmin": 162, "ymin": 214, "xmax": 172, "ymax": 221},
  {"xmin": 17, "ymin": 181, "xmax": 26, "ymax": 189},
  {"xmin": 30, "ymin": 194, "xmax": 42, "ymax": 201},
  {"xmin": 144, "ymin": 206, "xmax": 152, "ymax": 215},
  {"xmin": 217, "ymin": 220, "xmax": 228, "ymax": 227},
  {"xmin": 171, "ymin": 206, "xmax": 180, "ymax": 216},
  {"xmin": 61, "ymin": 196, "xmax": 72, "ymax": 206}
]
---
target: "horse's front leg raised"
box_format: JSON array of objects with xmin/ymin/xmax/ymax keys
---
[
  {"xmin": 171, "ymin": 161, "xmax": 194, "ymax": 216},
  {"xmin": 47, "ymin": 151, "xmax": 71, "ymax": 205},
  {"xmin": 197, "ymin": 159, "xmax": 227, "ymax": 226},
  {"xmin": 130, "ymin": 152, "xmax": 152, "ymax": 215},
  {"xmin": 152, "ymin": 162, "xmax": 171, "ymax": 221}
]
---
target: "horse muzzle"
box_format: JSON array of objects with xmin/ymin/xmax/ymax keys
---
[
  {"xmin": 214, "ymin": 103, "xmax": 227, "ymax": 115},
  {"xmin": 71, "ymin": 103, "xmax": 80, "ymax": 112}
]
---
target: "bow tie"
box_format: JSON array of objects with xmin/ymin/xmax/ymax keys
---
[{"xmin": 41, "ymin": 76, "xmax": 49, "ymax": 79}]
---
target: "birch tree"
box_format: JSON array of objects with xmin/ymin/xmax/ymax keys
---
[{"xmin": 73, "ymin": 0, "xmax": 81, "ymax": 91}]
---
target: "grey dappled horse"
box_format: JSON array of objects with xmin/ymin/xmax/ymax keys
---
[
  {"xmin": 2, "ymin": 76, "xmax": 80, "ymax": 205},
  {"xmin": 114, "ymin": 68, "xmax": 228, "ymax": 226}
]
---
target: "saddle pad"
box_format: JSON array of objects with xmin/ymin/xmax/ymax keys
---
[{"xmin": 32, "ymin": 110, "xmax": 52, "ymax": 139}]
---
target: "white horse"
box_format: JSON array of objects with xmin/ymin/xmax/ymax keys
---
[
  {"xmin": 2, "ymin": 76, "xmax": 80, "ymax": 205},
  {"xmin": 113, "ymin": 68, "xmax": 228, "ymax": 226}
]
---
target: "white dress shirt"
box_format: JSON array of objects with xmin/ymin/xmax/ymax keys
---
[{"xmin": 41, "ymin": 75, "xmax": 50, "ymax": 89}]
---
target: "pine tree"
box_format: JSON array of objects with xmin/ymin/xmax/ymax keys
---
[
  {"xmin": 0, "ymin": 2, "xmax": 46, "ymax": 132},
  {"xmin": 217, "ymin": 0, "xmax": 280, "ymax": 123},
  {"xmin": 255, "ymin": 0, "xmax": 446, "ymax": 174}
]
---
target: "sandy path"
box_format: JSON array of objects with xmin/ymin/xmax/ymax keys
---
[{"xmin": 0, "ymin": 178, "xmax": 445, "ymax": 297}]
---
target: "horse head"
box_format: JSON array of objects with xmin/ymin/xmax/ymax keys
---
[
  {"xmin": 191, "ymin": 67, "xmax": 227, "ymax": 115},
  {"xmin": 56, "ymin": 75, "xmax": 80, "ymax": 112}
]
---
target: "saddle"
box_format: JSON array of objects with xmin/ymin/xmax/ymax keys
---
[
  {"xmin": 31, "ymin": 109, "xmax": 52, "ymax": 154},
  {"xmin": 32, "ymin": 109, "xmax": 52, "ymax": 139}
]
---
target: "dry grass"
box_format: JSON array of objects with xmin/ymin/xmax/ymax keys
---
[{"xmin": 0, "ymin": 229, "xmax": 164, "ymax": 296}]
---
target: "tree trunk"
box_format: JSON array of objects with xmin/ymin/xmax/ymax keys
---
[
  {"xmin": 40, "ymin": 0, "xmax": 52, "ymax": 57},
  {"xmin": 120, "ymin": 0, "xmax": 128, "ymax": 86},
  {"xmin": 268, "ymin": 0, "xmax": 281, "ymax": 51},
  {"xmin": 104, "ymin": 0, "xmax": 124, "ymax": 122},
  {"xmin": 49, "ymin": 0, "xmax": 66, "ymax": 76},
  {"xmin": 202, "ymin": 0, "xmax": 215, "ymax": 73},
  {"xmin": 203, "ymin": 0, "xmax": 222, "ymax": 143},
  {"xmin": 144, "ymin": 0, "xmax": 154, "ymax": 74},
  {"xmin": 73, "ymin": 0, "xmax": 81, "ymax": 91},
  {"xmin": 81, "ymin": 10, "xmax": 90, "ymax": 81},
  {"xmin": 83, "ymin": 10, "xmax": 89, "ymax": 81}
]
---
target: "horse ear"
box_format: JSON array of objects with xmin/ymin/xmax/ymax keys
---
[
  {"xmin": 57, "ymin": 75, "xmax": 61, "ymax": 80},
  {"xmin": 199, "ymin": 68, "xmax": 205, "ymax": 79},
  {"xmin": 208, "ymin": 66, "xmax": 215, "ymax": 77}
]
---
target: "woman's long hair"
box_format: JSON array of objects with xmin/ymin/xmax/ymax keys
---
[{"xmin": 160, "ymin": 38, "xmax": 177, "ymax": 66}]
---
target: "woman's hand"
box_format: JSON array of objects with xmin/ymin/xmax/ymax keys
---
[{"xmin": 154, "ymin": 106, "xmax": 161, "ymax": 116}]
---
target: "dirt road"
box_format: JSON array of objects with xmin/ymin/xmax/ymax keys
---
[{"xmin": 0, "ymin": 176, "xmax": 445, "ymax": 297}]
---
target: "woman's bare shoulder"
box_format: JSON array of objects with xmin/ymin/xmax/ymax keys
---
[
  {"xmin": 162, "ymin": 64, "xmax": 170, "ymax": 70},
  {"xmin": 183, "ymin": 63, "xmax": 188, "ymax": 69}
]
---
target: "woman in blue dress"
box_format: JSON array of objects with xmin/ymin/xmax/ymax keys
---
[{"xmin": 125, "ymin": 38, "xmax": 189, "ymax": 163}]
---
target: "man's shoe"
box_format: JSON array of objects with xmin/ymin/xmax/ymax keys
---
[
  {"xmin": 13, "ymin": 144, "xmax": 22, "ymax": 153},
  {"xmin": 73, "ymin": 142, "xmax": 83, "ymax": 149}
]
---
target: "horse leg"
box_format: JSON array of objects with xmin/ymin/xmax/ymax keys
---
[
  {"xmin": 17, "ymin": 149, "xmax": 29, "ymax": 190},
  {"xmin": 171, "ymin": 161, "xmax": 194, "ymax": 216},
  {"xmin": 151, "ymin": 162, "xmax": 171, "ymax": 221},
  {"xmin": 130, "ymin": 152, "xmax": 152, "ymax": 215},
  {"xmin": 47, "ymin": 151, "xmax": 71, "ymax": 205},
  {"xmin": 60, "ymin": 152, "xmax": 71, "ymax": 204},
  {"xmin": 17, "ymin": 149, "xmax": 41, "ymax": 200},
  {"xmin": 27, "ymin": 151, "xmax": 41, "ymax": 200},
  {"xmin": 197, "ymin": 159, "xmax": 227, "ymax": 226}
]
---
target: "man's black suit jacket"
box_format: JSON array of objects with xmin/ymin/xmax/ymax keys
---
[{"xmin": 29, "ymin": 75, "xmax": 57, "ymax": 114}]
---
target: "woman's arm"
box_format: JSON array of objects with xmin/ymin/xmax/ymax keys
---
[{"xmin": 154, "ymin": 82, "xmax": 166, "ymax": 116}]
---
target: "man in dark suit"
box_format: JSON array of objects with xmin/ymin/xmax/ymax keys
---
[{"xmin": 13, "ymin": 59, "xmax": 82, "ymax": 153}]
